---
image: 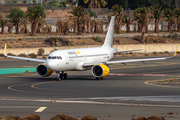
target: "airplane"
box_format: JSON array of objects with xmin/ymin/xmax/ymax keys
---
[{"xmin": 3, "ymin": 16, "xmax": 179, "ymax": 81}]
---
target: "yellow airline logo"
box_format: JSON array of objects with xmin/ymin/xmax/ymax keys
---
[
  {"xmin": 75, "ymin": 51, "xmax": 81, "ymax": 54},
  {"xmin": 111, "ymin": 27, "xmax": 112, "ymax": 30}
]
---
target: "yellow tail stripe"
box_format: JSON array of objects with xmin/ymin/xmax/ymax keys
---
[{"xmin": 174, "ymin": 45, "xmax": 179, "ymax": 57}]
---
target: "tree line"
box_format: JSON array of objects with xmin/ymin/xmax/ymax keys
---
[
  {"xmin": 78, "ymin": 0, "xmax": 180, "ymax": 9},
  {"xmin": 0, "ymin": 5, "xmax": 46, "ymax": 36},
  {"xmin": 16, "ymin": 0, "xmax": 180, "ymax": 10},
  {"xmin": 1, "ymin": 4, "xmax": 180, "ymax": 44}
]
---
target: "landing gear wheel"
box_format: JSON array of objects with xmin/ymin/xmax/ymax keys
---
[
  {"xmin": 56, "ymin": 77, "xmax": 61, "ymax": 81},
  {"xmin": 64, "ymin": 73, "xmax": 67, "ymax": 79},
  {"xmin": 96, "ymin": 77, "xmax": 99, "ymax": 80},
  {"xmin": 55, "ymin": 71, "xmax": 68, "ymax": 81},
  {"xmin": 56, "ymin": 72, "xmax": 61, "ymax": 81},
  {"xmin": 60, "ymin": 74, "xmax": 63, "ymax": 80}
]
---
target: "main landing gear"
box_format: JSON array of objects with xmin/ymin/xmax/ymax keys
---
[
  {"xmin": 56, "ymin": 71, "xmax": 67, "ymax": 81},
  {"xmin": 96, "ymin": 77, "xmax": 103, "ymax": 80}
]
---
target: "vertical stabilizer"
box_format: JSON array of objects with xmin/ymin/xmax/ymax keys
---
[{"xmin": 102, "ymin": 16, "xmax": 115, "ymax": 48}]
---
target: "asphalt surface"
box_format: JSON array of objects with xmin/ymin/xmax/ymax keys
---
[{"xmin": 0, "ymin": 56, "xmax": 180, "ymax": 120}]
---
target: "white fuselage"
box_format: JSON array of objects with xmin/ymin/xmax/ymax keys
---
[{"xmin": 46, "ymin": 46, "xmax": 117, "ymax": 71}]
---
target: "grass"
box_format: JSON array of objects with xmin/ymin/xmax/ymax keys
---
[
  {"xmin": 77, "ymin": 37, "xmax": 82, "ymax": 39},
  {"xmin": 92, "ymin": 36, "xmax": 101, "ymax": 42}
]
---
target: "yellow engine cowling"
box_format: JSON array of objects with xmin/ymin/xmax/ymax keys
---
[
  {"xmin": 36, "ymin": 64, "xmax": 53, "ymax": 77},
  {"xmin": 92, "ymin": 64, "xmax": 109, "ymax": 78}
]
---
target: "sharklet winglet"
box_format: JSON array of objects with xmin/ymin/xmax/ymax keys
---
[
  {"xmin": 4, "ymin": 43, "xmax": 7, "ymax": 56},
  {"xmin": 174, "ymin": 45, "xmax": 179, "ymax": 57}
]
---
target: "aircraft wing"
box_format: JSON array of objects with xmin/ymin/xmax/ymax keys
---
[
  {"xmin": 4, "ymin": 43, "xmax": 46, "ymax": 63},
  {"xmin": 84, "ymin": 45, "xmax": 179, "ymax": 67},
  {"xmin": 83, "ymin": 56, "xmax": 172, "ymax": 66}
]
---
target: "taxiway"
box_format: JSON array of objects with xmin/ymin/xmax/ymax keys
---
[{"xmin": 0, "ymin": 56, "xmax": 180, "ymax": 120}]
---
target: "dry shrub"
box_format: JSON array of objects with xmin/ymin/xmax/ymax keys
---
[
  {"xmin": 135, "ymin": 116, "xmax": 165, "ymax": 120},
  {"xmin": 28, "ymin": 53, "xmax": 37, "ymax": 58},
  {"xmin": 45, "ymin": 37, "xmax": 73, "ymax": 46},
  {"xmin": 7, "ymin": 53, "xmax": 15, "ymax": 56},
  {"xmin": 0, "ymin": 53, "xmax": 4, "ymax": 57},
  {"xmin": 133, "ymin": 35, "xmax": 167, "ymax": 43},
  {"xmin": 136, "ymin": 117, "xmax": 146, "ymax": 120},
  {"xmin": 1, "ymin": 116, "xmax": 15, "ymax": 120},
  {"xmin": 18, "ymin": 53, "xmax": 27, "ymax": 57},
  {"xmin": 166, "ymin": 112, "xmax": 174, "ymax": 115},
  {"xmin": 147, "ymin": 116, "xmax": 164, "ymax": 120},
  {"xmin": 114, "ymin": 38, "xmax": 120, "ymax": 44},
  {"xmin": 145, "ymin": 81, "xmax": 150, "ymax": 84},
  {"xmin": 11, "ymin": 116, "xmax": 24, "ymax": 120},
  {"xmin": 50, "ymin": 114, "xmax": 78, "ymax": 120},
  {"xmin": 81, "ymin": 115, "xmax": 97, "ymax": 120},
  {"xmin": 50, "ymin": 48, "xmax": 58, "ymax": 53},
  {"xmin": 37, "ymin": 48, "xmax": 45, "ymax": 56},
  {"xmin": 25, "ymin": 114, "xmax": 40, "ymax": 120}
]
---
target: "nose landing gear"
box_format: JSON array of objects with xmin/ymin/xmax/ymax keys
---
[{"xmin": 56, "ymin": 71, "xmax": 68, "ymax": 81}]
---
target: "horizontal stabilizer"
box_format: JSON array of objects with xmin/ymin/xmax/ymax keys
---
[{"xmin": 114, "ymin": 49, "xmax": 143, "ymax": 54}]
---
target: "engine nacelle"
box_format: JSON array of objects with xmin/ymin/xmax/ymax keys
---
[
  {"xmin": 92, "ymin": 64, "xmax": 109, "ymax": 78},
  {"xmin": 36, "ymin": 64, "xmax": 53, "ymax": 77}
]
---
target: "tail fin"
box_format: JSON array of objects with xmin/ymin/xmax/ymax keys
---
[{"xmin": 102, "ymin": 16, "xmax": 115, "ymax": 48}]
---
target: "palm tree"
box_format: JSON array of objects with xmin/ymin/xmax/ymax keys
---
[
  {"xmin": 111, "ymin": 4, "xmax": 124, "ymax": 34},
  {"xmin": 150, "ymin": 5, "xmax": 164, "ymax": 33},
  {"xmin": 70, "ymin": 6, "xmax": 87, "ymax": 35},
  {"xmin": 36, "ymin": 19, "xmax": 46, "ymax": 34},
  {"xmin": 73, "ymin": 19, "xmax": 78, "ymax": 33},
  {"xmin": 0, "ymin": 15, "xmax": 9, "ymax": 34},
  {"xmin": 7, "ymin": 7, "xmax": 24, "ymax": 34},
  {"xmin": 7, "ymin": 22, "xmax": 13, "ymax": 33},
  {"xmin": 122, "ymin": 14, "xmax": 131, "ymax": 33},
  {"xmin": 87, "ymin": 18, "xmax": 91, "ymax": 33},
  {"xmin": 26, "ymin": 5, "xmax": 46, "ymax": 36},
  {"xmin": 56, "ymin": 18, "xmax": 64, "ymax": 34},
  {"xmin": 133, "ymin": 6, "xmax": 152, "ymax": 43},
  {"xmin": 84, "ymin": 0, "xmax": 107, "ymax": 8},
  {"xmin": 44, "ymin": 0, "xmax": 48, "ymax": 4},
  {"xmin": 164, "ymin": 8, "xmax": 175, "ymax": 33},
  {"xmin": 49, "ymin": 1, "xmax": 57, "ymax": 11},
  {"xmin": 174, "ymin": 8, "xmax": 180, "ymax": 32},
  {"xmin": 82, "ymin": 13, "xmax": 90, "ymax": 33},
  {"xmin": 21, "ymin": 18, "xmax": 28, "ymax": 33}
]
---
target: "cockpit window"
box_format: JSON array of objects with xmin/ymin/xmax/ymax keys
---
[
  {"xmin": 48, "ymin": 56, "xmax": 62, "ymax": 60},
  {"xmin": 52, "ymin": 56, "xmax": 56, "ymax": 59},
  {"xmin": 57, "ymin": 56, "xmax": 62, "ymax": 59}
]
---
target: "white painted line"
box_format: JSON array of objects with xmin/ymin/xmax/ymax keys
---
[
  {"xmin": 0, "ymin": 106, "xmax": 37, "ymax": 108},
  {"xmin": 35, "ymin": 107, "xmax": 47, "ymax": 112}
]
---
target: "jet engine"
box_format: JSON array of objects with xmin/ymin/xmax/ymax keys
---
[
  {"xmin": 36, "ymin": 64, "xmax": 53, "ymax": 77},
  {"xmin": 92, "ymin": 64, "xmax": 109, "ymax": 78}
]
